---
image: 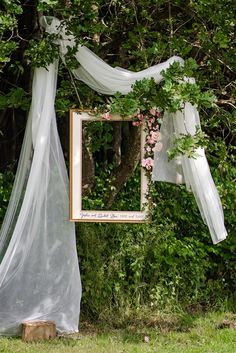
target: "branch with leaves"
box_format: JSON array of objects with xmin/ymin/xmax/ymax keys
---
[{"xmin": 106, "ymin": 59, "xmax": 215, "ymax": 161}]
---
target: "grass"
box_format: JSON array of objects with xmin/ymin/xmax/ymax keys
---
[{"xmin": 0, "ymin": 312, "xmax": 235, "ymax": 353}]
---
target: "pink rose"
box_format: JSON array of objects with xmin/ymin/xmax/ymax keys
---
[
  {"xmin": 150, "ymin": 131, "xmax": 161, "ymax": 142},
  {"xmin": 150, "ymin": 108, "xmax": 157, "ymax": 116},
  {"xmin": 132, "ymin": 121, "xmax": 141, "ymax": 126},
  {"xmin": 146, "ymin": 136, "xmax": 155, "ymax": 144},
  {"xmin": 150, "ymin": 117, "xmax": 155, "ymax": 123},
  {"xmin": 137, "ymin": 114, "xmax": 144, "ymax": 121},
  {"xmin": 148, "ymin": 117, "xmax": 156, "ymax": 128},
  {"xmin": 141, "ymin": 157, "xmax": 154, "ymax": 170},
  {"xmin": 102, "ymin": 112, "xmax": 111, "ymax": 120}
]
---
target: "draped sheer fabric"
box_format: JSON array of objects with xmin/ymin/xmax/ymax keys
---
[
  {"xmin": 0, "ymin": 62, "xmax": 81, "ymax": 335},
  {"xmin": 0, "ymin": 15, "xmax": 227, "ymax": 336},
  {"xmin": 152, "ymin": 103, "xmax": 227, "ymax": 244},
  {"xmin": 42, "ymin": 17, "xmax": 185, "ymax": 94}
]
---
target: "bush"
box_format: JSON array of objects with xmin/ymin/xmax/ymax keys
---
[{"xmin": 77, "ymin": 178, "xmax": 235, "ymax": 323}]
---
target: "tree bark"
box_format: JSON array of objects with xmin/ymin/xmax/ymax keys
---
[
  {"xmin": 105, "ymin": 125, "xmax": 141, "ymax": 208},
  {"xmin": 82, "ymin": 129, "xmax": 95, "ymax": 195}
]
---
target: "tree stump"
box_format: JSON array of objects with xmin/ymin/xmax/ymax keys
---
[{"xmin": 22, "ymin": 320, "xmax": 56, "ymax": 342}]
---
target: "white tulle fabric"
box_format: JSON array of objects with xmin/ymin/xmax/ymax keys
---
[
  {"xmin": 42, "ymin": 17, "xmax": 226, "ymax": 244},
  {"xmin": 152, "ymin": 103, "xmax": 227, "ymax": 244},
  {"xmin": 0, "ymin": 16, "xmax": 227, "ymax": 336},
  {"xmin": 42, "ymin": 16, "xmax": 185, "ymax": 94},
  {"xmin": 0, "ymin": 62, "xmax": 81, "ymax": 335}
]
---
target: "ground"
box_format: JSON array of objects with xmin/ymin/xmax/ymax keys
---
[{"xmin": 0, "ymin": 312, "xmax": 235, "ymax": 353}]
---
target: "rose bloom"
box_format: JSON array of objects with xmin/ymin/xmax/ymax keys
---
[
  {"xmin": 132, "ymin": 121, "xmax": 141, "ymax": 126},
  {"xmin": 150, "ymin": 130, "xmax": 161, "ymax": 142},
  {"xmin": 102, "ymin": 112, "xmax": 111, "ymax": 120},
  {"xmin": 137, "ymin": 113, "xmax": 144, "ymax": 121},
  {"xmin": 142, "ymin": 157, "xmax": 154, "ymax": 170},
  {"xmin": 149, "ymin": 117, "xmax": 155, "ymax": 123},
  {"xmin": 146, "ymin": 137, "xmax": 155, "ymax": 144},
  {"xmin": 150, "ymin": 108, "xmax": 157, "ymax": 116}
]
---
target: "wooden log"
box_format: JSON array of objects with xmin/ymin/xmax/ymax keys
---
[{"xmin": 22, "ymin": 320, "xmax": 56, "ymax": 342}]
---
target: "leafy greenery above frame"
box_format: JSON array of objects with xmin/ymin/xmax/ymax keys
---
[{"xmin": 99, "ymin": 59, "xmax": 215, "ymax": 163}]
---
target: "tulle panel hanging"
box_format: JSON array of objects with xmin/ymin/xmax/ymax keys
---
[{"xmin": 0, "ymin": 62, "xmax": 81, "ymax": 335}]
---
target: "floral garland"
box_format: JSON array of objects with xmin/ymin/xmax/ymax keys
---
[{"xmin": 136, "ymin": 108, "xmax": 163, "ymax": 172}]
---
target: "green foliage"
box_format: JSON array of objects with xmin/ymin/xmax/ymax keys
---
[
  {"xmin": 160, "ymin": 61, "xmax": 216, "ymax": 111},
  {"xmin": 78, "ymin": 157, "xmax": 235, "ymax": 321},
  {"xmin": 0, "ymin": 42, "xmax": 18, "ymax": 67},
  {"xmin": 110, "ymin": 60, "xmax": 216, "ymax": 116},
  {"xmin": 82, "ymin": 121, "xmax": 141, "ymax": 211},
  {"xmin": 1, "ymin": 0, "xmax": 22, "ymax": 14},
  {"xmin": 82, "ymin": 166, "xmax": 112, "ymax": 210},
  {"xmin": 0, "ymin": 12, "xmax": 17, "ymax": 32},
  {"xmin": 167, "ymin": 128, "xmax": 208, "ymax": 160},
  {"xmin": 109, "ymin": 60, "xmax": 215, "ymax": 159},
  {"xmin": 0, "ymin": 88, "xmax": 30, "ymax": 111},
  {"xmin": 25, "ymin": 37, "xmax": 59, "ymax": 68},
  {"xmin": 0, "ymin": 0, "xmax": 22, "ymax": 72},
  {"xmin": 37, "ymin": 0, "xmax": 60, "ymax": 12},
  {"xmin": 110, "ymin": 94, "xmax": 140, "ymax": 117},
  {"xmin": 82, "ymin": 164, "xmax": 141, "ymax": 212},
  {"xmin": 78, "ymin": 214, "xmax": 235, "ymax": 322},
  {"xmin": 85, "ymin": 121, "xmax": 113, "ymax": 153}
]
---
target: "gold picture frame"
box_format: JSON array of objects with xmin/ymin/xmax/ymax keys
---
[{"xmin": 69, "ymin": 110, "xmax": 148, "ymax": 222}]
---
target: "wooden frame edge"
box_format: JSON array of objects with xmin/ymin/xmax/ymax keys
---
[{"xmin": 69, "ymin": 110, "xmax": 149, "ymax": 223}]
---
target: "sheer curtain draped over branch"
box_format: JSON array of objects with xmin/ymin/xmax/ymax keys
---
[
  {"xmin": 43, "ymin": 17, "xmax": 226, "ymax": 244},
  {"xmin": 0, "ymin": 15, "xmax": 227, "ymax": 336}
]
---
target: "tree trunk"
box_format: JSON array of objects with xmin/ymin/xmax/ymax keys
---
[{"xmin": 106, "ymin": 125, "xmax": 141, "ymax": 208}]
